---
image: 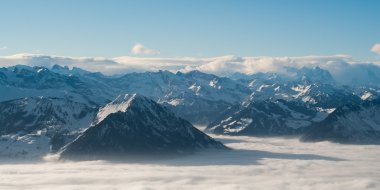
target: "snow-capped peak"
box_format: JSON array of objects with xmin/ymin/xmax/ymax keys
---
[
  {"xmin": 95, "ymin": 94, "xmax": 138, "ymax": 124},
  {"xmin": 94, "ymin": 93, "xmax": 154, "ymax": 125},
  {"xmin": 360, "ymin": 91, "xmax": 373, "ymax": 100}
]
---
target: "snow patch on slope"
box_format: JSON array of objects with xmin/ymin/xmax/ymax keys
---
[
  {"xmin": 361, "ymin": 91, "xmax": 373, "ymax": 100},
  {"xmin": 94, "ymin": 94, "xmax": 137, "ymax": 124}
]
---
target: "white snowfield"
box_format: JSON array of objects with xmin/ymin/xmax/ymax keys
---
[
  {"xmin": 94, "ymin": 93, "xmax": 138, "ymax": 125},
  {"xmin": 0, "ymin": 134, "xmax": 379, "ymax": 190}
]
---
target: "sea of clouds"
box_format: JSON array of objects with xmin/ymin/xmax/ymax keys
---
[{"xmin": 0, "ymin": 135, "xmax": 379, "ymax": 190}]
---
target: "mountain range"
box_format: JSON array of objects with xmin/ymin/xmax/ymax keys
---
[{"xmin": 0, "ymin": 64, "xmax": 380, "ymax": 159}]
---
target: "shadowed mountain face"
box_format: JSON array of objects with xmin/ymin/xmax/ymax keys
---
[
  {"xmin": 206, "ymin": 100, "xmax": 327, "ymax": 136},
  {"xmin": 301, "ymin": 99, "xmax": 380, "ymax": 144},
  {"xmin": 59, "ymin": 94, "xmax": 227, "ymax": 160},
  {"xmin": 0, "ymin": 97, "xmax": 95, "ymax": 135}
]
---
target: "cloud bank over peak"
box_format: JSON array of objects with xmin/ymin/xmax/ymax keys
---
[
  {"xmin": 191, "ymin": 55, "xmax": 355, "ymax": 76},
  {"xmin": 0, "ymin": 53, "xmax": 379, "ymax": 86},
  {"xmin": 131, "ymin": 43, "xmax": 160, "ymax": 55}
]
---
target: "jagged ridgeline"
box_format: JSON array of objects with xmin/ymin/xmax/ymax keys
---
[{"xmin": 0, "ymin": 65, "xmax": 251, "ymax": 125}]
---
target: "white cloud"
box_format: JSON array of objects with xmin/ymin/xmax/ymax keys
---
[
  {"xmin": 0, "ymin": 135, "xmax": 379, "ymax": 190},
  {"xmin": 371, "ymin": 43, "xmax": 380, "ymax": 55},
  {"xmin": 131, "ymin": 43, "xmax": 160, "ymax": 55},
  {"xmin": 0, "ymin": 53, "xmax": 379, "ymax": 85},
  {"xmin": 0, "ymin": 46, "xmax": 8, "ymax": 50}
]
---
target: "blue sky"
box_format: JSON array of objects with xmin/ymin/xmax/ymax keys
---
[{"xmin": 0, "ymin": 0, "xmax": 379, "ymax": 60}]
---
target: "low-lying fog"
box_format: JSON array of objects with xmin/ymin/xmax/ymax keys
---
[{"xmin": 1, "ymin": 134, "xmax": 379, "ymax": 190}]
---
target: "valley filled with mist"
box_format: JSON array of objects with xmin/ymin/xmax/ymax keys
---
[{"xmin": 1, "ymin": 134, "xmax": 379, "ymax": 190}]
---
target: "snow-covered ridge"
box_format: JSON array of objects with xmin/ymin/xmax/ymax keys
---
[
  {"xmin": 93, "ymin": 93, "xmax": 160, "ymax": 125},
  {"xmin": 94, "ymin": 94, "xmax": 138, "ymax": 125}
]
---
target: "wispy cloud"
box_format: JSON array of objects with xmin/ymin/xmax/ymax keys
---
[
  {"xmin": 131, "ymin": 43, "xmax": 160, "ymax": 55},
  {"xmin": 0, "ymin": 46, "xmax": 8, "ymax": 51},
  {"xmin": 371, "ymin": 43, "xmax": 380, "ymax": 55}
]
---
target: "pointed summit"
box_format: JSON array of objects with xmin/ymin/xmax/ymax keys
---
[
  {"xmin": 94, "ymin": 93, "xmax": 150, "ymax": 124},
  {"xmin": 59, "ymin": 94, "xmax": 227, "ymax": 160}
]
